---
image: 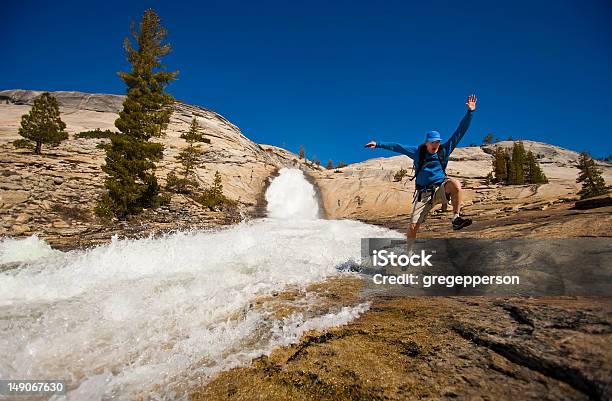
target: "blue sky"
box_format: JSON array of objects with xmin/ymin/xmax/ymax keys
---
[{"xmin": 2, "ymin": 0, "xmax": 611, "ymax": 163}]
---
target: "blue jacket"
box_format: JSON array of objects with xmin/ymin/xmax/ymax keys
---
[{"xmin": 375, "ymin": 110, "xmax": 474, "ymax": 187}]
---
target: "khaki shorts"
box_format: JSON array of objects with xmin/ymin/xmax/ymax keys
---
[{"xmin": 411, "ymin": 179, "xmax": 451, "ymax": 224}]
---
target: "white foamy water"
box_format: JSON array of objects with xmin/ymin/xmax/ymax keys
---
[
  {"xmin": 0, "ymin": 234, "xmax": 61, "ymax": 264},
  {"xmin": 0, "ymin": 168, "xmax": 399, "ymax": 400},
  {"xmin": 265, "ymin": 168, "xmax": 320, "ymax": 220}
]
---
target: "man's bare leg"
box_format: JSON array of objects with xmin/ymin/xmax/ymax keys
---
[
  {"xmin": 406, "ymin": 222, "xmax": 420, "ymax": 253},
  {"xmin": 444, "ymin": 178, "xmax": 462, "ymax": 215},
  {"xmin": 445, "ymin": 178, "xmax": 472, "ymax": 230}
]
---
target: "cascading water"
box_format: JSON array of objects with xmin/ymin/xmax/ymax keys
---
[
  {"xmin": 0, "ymin": 168, "xmax": 399, "ymax": 401},
  {"xmin": 265, "ymin": 168, "xmax": 320, "ymax": 220}
]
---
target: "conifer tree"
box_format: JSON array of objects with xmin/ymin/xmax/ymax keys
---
[
  {"xmin": 394, "ymin": 168, "xmax": 408, "ymax": 181},
  {"xmin": 576, "ymin": 151, "xmax": 610, "ymax": 199},
  {"xmin": 198, "ymin": 170, "xmax": 230, "ymax": 211},
  {"xmin": 492, "ymin": 146, "xmax": 508, "ymax": 184},
  {"xmin": 179, "ymin": 118, "xmax": 209, "ymax": 177},
  {"xmin": 326, "ymin": 160, "xmax": 334, "ymax": 170},
  {"xmin": 210, "ymin": 170, "xmax": 223, "ymax": 199},
  {"xmin": 299, "ymin": 145, "xmax": 305, "ymax": 159},
  {"xmin": 97, "ymin": 9, "xmax": 178, "ymax": 219},
  {"xmin": 166, "ymin": 117, "xmax": 209, "ymax": 194},
  {"xmin": 508, "ymin": 141, "xmax": 526, "ymax": 184},
  {"xmin": 504, "ymin": 149, "xmax": 512, "ymax": 182},
  {"xmin": 492, "ymin": 143, "xmax": 548, "ymax": 185},
  {"xmin": 482, "ymin": 134, "xmax": 494, "ymax": 145},
  {"xmin": 18, "ymin": 92, "xmax": 68, "ymax": 154},
  {"xmin": 506, "ymin": 156, "xmax": 516, "ymax": 185},
  {"xmin": 525, "ymin": 150, "xmax": 548, "ymax": 184}
]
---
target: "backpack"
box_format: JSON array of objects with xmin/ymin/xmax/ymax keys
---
[{"xmin": 410, "ymin": 144, "xmax": 447, "ymax": 181}]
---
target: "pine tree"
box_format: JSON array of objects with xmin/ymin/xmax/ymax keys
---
[
  {"xmin": 299, "ymin": 145, "xmax": 305, "ymax": 159},
  {"xmin": 326, "ymin": 160, "xmax": 334, "ymax": 170},
  {"xmin": 179, "ymin": 118, "xmax": 209, "ymax": 177},
  {"xmin": 181, "ymin": 117, "xmax": 210, "ymax": 145},
  {"xmin": 18, "ymin": 92, "xmax": 68, "ymax": 154},
  {"xmin": 504, "ymin": 150, "xmax": 512, "ymax": 183},
  {"xmin": 525, "ymin": 150, "xmax": 548, "ymax": 184},
  {"xmin": 198, "ymin": 170, "xmax": 230, "ymax": 211},
  {"xmin": 492, "ymin": 146, "xmax": 508, "ymax": 184},
  {"xmin": 210, "ymin": 170, "xmax": 223, "ymax": 198},
  {"xmin": 576, "ymin": 151, "xmax": 610, "ymax": 199},
  {"xmin": 97, "ymin": 9, "xmax": 178, "ymax": 219},
  {"xmin": 508, "ymin": 141, "xmax": 526, "ymax": 185},
  {"xmin": 394, "ymin": 168, "xmax": 408, "ymax": 181},
  {"xmin": 166, "ymin": 117, "xmax": 209, "ymax": 194},
  {"xmin": 492, "ymin": 143, "xmax": 548, "ymax": 186},
  {"xmin": 482, "ymin": 134, "xmax": 494, "ymax": 145}
]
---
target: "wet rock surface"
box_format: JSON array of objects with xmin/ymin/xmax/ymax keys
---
[{"xmin": 190, "ymin": 296, "xmax": 611, "ymax": 401}]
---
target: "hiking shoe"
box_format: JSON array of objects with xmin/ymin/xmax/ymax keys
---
[{"xmin": 452, "ymin": 215, "xmax": 472, "ymax": 230}]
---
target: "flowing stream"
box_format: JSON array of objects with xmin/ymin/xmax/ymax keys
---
[{"xmin": 0, "ymin": 168, "xmax": 398, "ymax": 400}]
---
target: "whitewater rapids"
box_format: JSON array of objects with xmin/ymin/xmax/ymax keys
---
[{"xmin": 0, "ymin": 168, "xmax": 399, "ymax": 400}]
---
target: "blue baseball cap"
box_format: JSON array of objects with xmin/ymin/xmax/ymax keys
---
[{"xmin": 425, "ymin": 130, "xmax": 442, "ymax": 143}]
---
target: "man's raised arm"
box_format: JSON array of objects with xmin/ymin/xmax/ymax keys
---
[
  {"xmin": 443, "ymin": 94, "xmax": 477, "ymax": 154},
  {"xmin": 364, "ymin": 140, "xmax": 417, "ymax": 158}
]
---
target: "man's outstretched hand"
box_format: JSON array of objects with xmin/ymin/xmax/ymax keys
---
[
  {"xmin": 466, "ymin": 94, "xmax": 477, "ymax": 111},
  {"xmin": 364, "ymin": 140, "xmax": 377, "ymax": 148}
]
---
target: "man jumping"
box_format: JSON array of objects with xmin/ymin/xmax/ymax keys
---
[{"xmin": 365, "ymin": 94, "xmax": 477, "ymax": 244}]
